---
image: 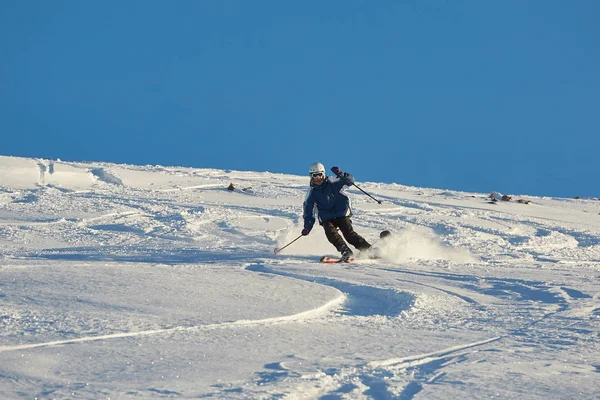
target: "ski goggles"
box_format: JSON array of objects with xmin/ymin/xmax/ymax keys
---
[{"xmin": 310, "ymin": 172, "xmax": 324, "ymax": 179}]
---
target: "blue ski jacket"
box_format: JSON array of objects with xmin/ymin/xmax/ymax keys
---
[{"xmin": 303, "ymin": 172, "xmax": 355, "ymax": 231}]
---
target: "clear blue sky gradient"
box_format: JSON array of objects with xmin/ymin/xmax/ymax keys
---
[{"xmin": 2, "ymin": 1, "xmax": 598, "ymax": 197}]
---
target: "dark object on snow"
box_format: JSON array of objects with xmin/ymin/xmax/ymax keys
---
[
  {"xmin": 380, "ymin": 230, "xmax": 391, "ymax": 239},
  {"xmin": 489, "ymin": 191, "xmax": 530, "ymax": 205},
  {"xmin": 489, "ymin": 192, "xmax": 512, "ymax": 202},
  {"xmin": 227, "ymin": 183, "xmax": 252, "ymax": 192}
]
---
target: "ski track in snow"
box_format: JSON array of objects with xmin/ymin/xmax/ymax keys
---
[{"xmin": 0, "ymin": 156, "xmax": 599, "ymax": 399}]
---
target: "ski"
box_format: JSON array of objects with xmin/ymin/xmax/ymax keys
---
[{"xmin": 320, "ymin": 256, "xmax": 354, "ymax": 263}]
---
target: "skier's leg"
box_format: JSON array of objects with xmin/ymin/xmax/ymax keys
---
[
  {"xmin": 323, "ymin": 221, "xmax": 352, "ymax": 256},
  {"xmin": 337, "ymin": 217, "xmax": 371, "ymax": 251}
]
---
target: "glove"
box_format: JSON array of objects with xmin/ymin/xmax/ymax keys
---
[
  {"xmin": 331, "ymin": 166, "xmax": 341, "ymax": 175},
  {"xmin": 301, "ymin": 228, "xmax": 310, "ymax": 236}
]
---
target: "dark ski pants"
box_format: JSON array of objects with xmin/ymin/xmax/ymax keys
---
[{"xmin": 322, "ymin": 217, "xmax": 371, "ymax": 253}]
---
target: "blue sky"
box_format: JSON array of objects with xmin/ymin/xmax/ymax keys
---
[{"xmin": 2, "ymin": 1, "xmax": 598, "ymax": 198}]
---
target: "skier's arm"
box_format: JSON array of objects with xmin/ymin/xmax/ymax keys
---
[
  {"xmin": 302, "ymin": 189, "xmax": 316, "ymax": 231},
  {"xmin": 332, "ymin": 171, "xmax": 355, "ymax": 192}
]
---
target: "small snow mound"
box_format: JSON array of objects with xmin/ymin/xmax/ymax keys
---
[
  {"xmin": 523, "ymin": 230, "xmax": 579, "ymax": 250},
  {"xmin": 90, "ymin": 168, "xmax": 124, "ymax": 186}
]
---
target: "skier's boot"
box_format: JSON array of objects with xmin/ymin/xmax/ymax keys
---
[{"xmin": 340, "ymin": 246, "xmax": 354, "ymax": 262}]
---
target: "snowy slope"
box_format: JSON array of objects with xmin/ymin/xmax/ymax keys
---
[{"xmin": 0, "ymin": 155, "xmax": 599, "ymax": 399}]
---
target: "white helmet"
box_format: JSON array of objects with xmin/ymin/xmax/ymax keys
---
[{"xmin": 308, "ymin": 162, "xmax": 325, "ymax": 176}]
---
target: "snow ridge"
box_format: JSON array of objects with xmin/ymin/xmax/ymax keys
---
[{"xmin": 0, "ymin": 292, "xmax": 345, "ymax": 353}]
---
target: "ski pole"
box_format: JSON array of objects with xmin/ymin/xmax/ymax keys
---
[
  {"xmin": 273, "ymin": 234, "xmax": 303, "ymax": 254},
  {"xmin": 333, "ymin": 171, "xmax": 383, "ymax": 204},
  {"xmin": 349, "ymin": 182, "xmax": 383, "ymax": 204}
]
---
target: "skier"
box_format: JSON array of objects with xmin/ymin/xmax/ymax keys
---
[{"xmin": 301, "ymin": 162, "xmax": 371, "ymax": 261}]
